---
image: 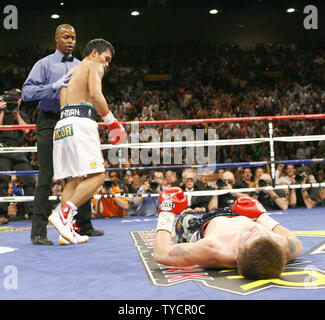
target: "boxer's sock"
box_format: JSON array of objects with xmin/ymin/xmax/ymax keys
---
[{"xmin": 61, "ymin": 201, "xmax": 78, "ymax": 218}]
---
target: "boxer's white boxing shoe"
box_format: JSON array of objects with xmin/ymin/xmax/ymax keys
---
[
  {"xmin": 48, "ymin": 204, "xmax": 78, "ymax": 244},
  {"xmin": 59, "ymin": 234, "xmax": 89, "ymax": 245}
]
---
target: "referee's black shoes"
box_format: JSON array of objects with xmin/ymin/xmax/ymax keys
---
[
  {"xmin": 31, "ymin": 235, "xmax": 53, "ymax": 245},
  {"xmin": 80, "ymin": 229, "xmax": 104, "ymax": 237}
]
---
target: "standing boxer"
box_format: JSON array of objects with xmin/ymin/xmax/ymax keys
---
[
  {"xmin": 154, "ymin": 189, "xmax": 303, "ymax": 280},
  {"xmin": 48, "ymin": 38, "xmax": 127, "ymax": 244},
  {"xmin": 22, "ymin": 24, "xmax": 103, "ymax": 245}
]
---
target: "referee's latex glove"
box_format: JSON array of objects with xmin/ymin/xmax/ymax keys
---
[{"xmin": 52, "ymin": 72, "xmax": 72, "ymax": 92}]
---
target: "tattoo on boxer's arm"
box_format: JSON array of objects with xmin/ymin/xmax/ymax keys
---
[
  {"xmin": 287, "ymin": 237, "xmax": 298, "ymax": 254},
  {"xmin": 169, "ymin": 246, "xmax": 189, "ymax": 257}
]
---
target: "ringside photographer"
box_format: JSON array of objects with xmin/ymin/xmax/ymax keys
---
[
  {"xmin": 134, "ymin": 170, "xmax": 166, "ymax": 216},
  {"xmin": 254, "ymin": 173, "xmax": 288, "ymax": 211},
  {"xmin": 208, "ymin": 170, "xmax": 250, "ymax": 210},
  {"xmin": 94, "ymin": 171, "xmax": 129, "ymax": 218},
  {"xmin": 0, "ymin": 89, "xmax": 35, "ymax": 220},
  {"xmin": 290, "ymin": 166, "xmax": 319, "ymax": 209}
]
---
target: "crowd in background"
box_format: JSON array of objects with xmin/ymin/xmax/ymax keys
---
[{"xmin": 0, "ymin": 41, "xmax": 325, "ymax": 221}]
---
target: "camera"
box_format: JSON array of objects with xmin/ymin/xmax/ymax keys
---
[
  {"xmin": 258, "ymin": 179, "xmax": 270, "ymax": 187},
  {"xmin": 216, "ymin": 179, "xmax": 226, "ymax": 188},
  {"xmin": 103, "ymin": 180, "xmax": 113, "ymax": 190},
  {"xmin": 295, "ymin": 174, "xmax": 306, "ymax": 183},
  {"xmin": 149, "ymin": 181, "xmax": 159, "ymax": 192},
  {"xmin": 0, "ymin": 90, "xmax": 20, "ymax": 113}
]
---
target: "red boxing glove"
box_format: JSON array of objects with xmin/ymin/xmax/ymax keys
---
[
  {"xmin": 107, "ymin": 120, "xmax": 127, "ymax": 145},
  {"xmin": 232, "ymin": 197, "xmax": 267, "ymax": 219},
  {"xmin": 159, "ymin": 187, "xmax": 188, "ymax": 216}
]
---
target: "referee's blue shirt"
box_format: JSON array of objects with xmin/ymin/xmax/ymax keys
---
[{"xmin": 21, "ymin": 49, "xmax": 80, "ymax": 113}]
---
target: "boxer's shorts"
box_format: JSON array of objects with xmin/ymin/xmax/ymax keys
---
[{"xmin": 53, "ymin": 114, "xmax": 104, "ymax": 179}]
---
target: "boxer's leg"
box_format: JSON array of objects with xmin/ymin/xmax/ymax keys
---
[
  {"xmin": 49, "ymin": 172, "xmax": 105, "ymax": 244},
  {"xmin": 67, "ymin": 172, "xmax": 105, "ymax": 208}
]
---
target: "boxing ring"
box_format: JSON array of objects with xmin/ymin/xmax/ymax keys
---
[{"xmin": 0, "ymin": 114, "xmax": 325, "ymax": 303}]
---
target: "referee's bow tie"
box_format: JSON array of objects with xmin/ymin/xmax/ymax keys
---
[{"xmin": 61, "ymin": 55, "xmax": 74, "ymax": 62}]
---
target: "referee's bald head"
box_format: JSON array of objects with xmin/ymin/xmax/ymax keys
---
[{"xmin": 55, "ymin": 24, "xmax": 75, "ymax": 35}]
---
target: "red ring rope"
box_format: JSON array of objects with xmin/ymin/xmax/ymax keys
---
[{"xmin": 0, "ymin": 113, "xmax": 324, "ymax": 131}]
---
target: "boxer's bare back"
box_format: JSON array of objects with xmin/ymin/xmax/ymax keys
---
[
  {"xmin": 60, "ymin": 61, "xmax": 104, "ymax": 108},
  {"xmin": 154, "ymin": 215, "xmax": 301, "ymax": 269}
]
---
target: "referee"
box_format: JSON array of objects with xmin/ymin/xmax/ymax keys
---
[{"xmin": 22, "ymin": 24, "xmax": 103, "ymax": 245}]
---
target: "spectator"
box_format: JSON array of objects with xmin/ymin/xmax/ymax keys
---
[
  {"xmin": 131, "ymin": 172, "xmax": 143, "ymax": 192},
  {"xmin": 94, "ymin": 171, "xmax": 129, "ymax": 218},
  {"xmin": 208, "ymin": 170, "xmax": 248, "ymax": 210},
  {"xmin": 254, "ymin": 173, "xmax": 288, "ymax": 211},
  {"xmin": 5, "ymin": 180, "xmax": 27, "ymax": 221},
  {"xmin": 49, "ymin": 180, "xmax": 63, "ymax": 212},
  {"xmin": 134, "ymin": 170, "xmax": 165, "ymax": 216},
  {"xmin": 180, "ymin": 168, "xmax": 210, "ymax": 212},
  {"xmin": 0, "ymin": 89, "xmax": 35, "ymax": 220},
  {"xmin": 254, "ymin": 167, "xmax": 265, "ymax": 186},
  {"xmin": 290, "ymin": 166, "xmax": 320, "ymax": 209},
  {"xmin": 278, "ymin": 164, "xmax": 297, "ymax": 185},
  {"xmin": 165, "ymin": 170, "xmax": 180, "ymax": 187},
  {"xmin": 121, "ymin": 170, "xmax": 138, "ymax": 216},
  {"xmin": 275, "ymin": 163, "xmax": 285, "ymax": 184},
  {"xmin": 236, "ymin": 167, "xmax": 255, "ymax": 188}
]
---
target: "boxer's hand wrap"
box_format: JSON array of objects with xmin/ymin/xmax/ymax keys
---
[
  {"xmin": 232, "ymin": 197, "xmax": 267, "ymax": 219},
  {"xmin": 156, "ymin": 187, "xmax": 188, "ymax": 233},
  {"xmin": 103, "ymin": 113, "xmax": 127, "ymax": 145},
  {"xmin": 256, "ymin": 213, "xmax": 279, "ymax": 230}
]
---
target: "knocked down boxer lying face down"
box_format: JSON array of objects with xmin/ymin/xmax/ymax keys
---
[{"xmin": 154, "ymin": 187, "xmax": 303, "ymax": 280}]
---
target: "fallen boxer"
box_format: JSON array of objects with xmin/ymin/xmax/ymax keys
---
[{"xmin": 154, "ymin": 187, "xmax": 303, "ymax": 280}]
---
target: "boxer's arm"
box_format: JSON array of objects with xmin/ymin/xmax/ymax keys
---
[
  {"xmin": 154, "ymin": 230, "xmax": 225, "ymax": 267},
  {"xmin": 88, "ymin": 62, "xmax": 110, "ymax": 116},
  {"xmin": 272, "ymin": 224, "xmax": 303, "ymax": 261},
  {"xmin": 22, "ymin": 60, "xmax": 54, "ymax": 101}
]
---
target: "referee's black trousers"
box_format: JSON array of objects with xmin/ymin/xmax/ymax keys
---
[{"xmin": 31, "ymin": 110, "xmax": 93, "ymax": 238}]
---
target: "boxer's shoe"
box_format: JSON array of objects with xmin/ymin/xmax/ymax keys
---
[
  {"xmin": 59, "ymin": 234, "xmax": 89, "ymax": 245},
  {"xmin": 48, "ymin": 206, "xmax": 78, "ymax": 244}
]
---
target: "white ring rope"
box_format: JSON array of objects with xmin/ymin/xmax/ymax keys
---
[
  {"xmin": 1, "ymin": 183, "xmax": 324, "ymax": 202},
  {"xmin": 1, "ymin": 134, "xmax": 324, "ymax": 153}
]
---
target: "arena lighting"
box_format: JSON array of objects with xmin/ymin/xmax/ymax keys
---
[
  {"xmin": 287, "ymin": 8, "xmax": 296, "ymax": 13},
  {"xmin": 209, "ymin": 9, "xmax": 218, "ymax": 14},
  {"xmin": 131, "ymin": 10, "xmax": 140, "ymax": 16},
  {"xmin": 51, "ymin": 14, "xmax": 60, "ymax": 19}
]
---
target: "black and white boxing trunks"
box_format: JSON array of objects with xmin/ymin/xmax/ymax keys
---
[{"xmin": 175, "ymin": 208, "xmax": 239, "ymax": 243}]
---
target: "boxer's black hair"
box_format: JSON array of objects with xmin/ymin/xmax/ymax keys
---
[{"xmin": 83, "ymin": 38, "xmax": 115, "ymax": 58}]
